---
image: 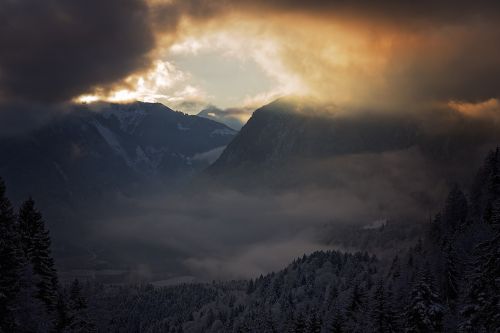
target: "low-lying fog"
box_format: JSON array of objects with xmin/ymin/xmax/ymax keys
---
[{"xmin": 53, "ymin": 145, "xmax": 487, "ymax": 283}]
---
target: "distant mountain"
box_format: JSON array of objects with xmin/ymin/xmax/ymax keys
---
[
  {"xmin": 0, "ymin": 101, "xmax": 237, "ymax": 206},
  {"xmin": 197, "ymin": 105, "xmax": 248, "ymax": 130},
  {"xmin": 208, "ymin": 97, "xmax": 499, "ymax": 183},
  {"xmin": 209, "ymin": 98, "xmax": 418, "ymax": 173}
]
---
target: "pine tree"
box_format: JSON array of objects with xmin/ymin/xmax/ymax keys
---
[
  {"xmin": 470, "ymin": 147, "xmax": 500, "ymax": 220},
  {"xmin": 246, "ymin": 279, "xmax": 255, "ymax": 294},
  {"xmin": 387, "ymin": 255, "xmax": 401, "ymax": 281},
  {"xmin": 67, "ymin": 279, "xmax": 96, "ymax": 332},
  {"xmin": 442, "ymin": 242, "xmax": 459, "ymax": 304},
  {"xmin": 69, "ymin": 279, "xmax": 87, "ymax": 311},
  {"xmin": 18, "ymin": 198, "xmax": 59, "ymax": 312},
  {"xmin": 0, "ymin": 178, "xmax": 23, "ymax": 331},
  {"xmin": 293, "ymin": 312, "xmax": 306, "ymax": 333},
  {"xmin": 328, "ymin": 306, "xmax": 345, "ymax": 333},
  {"xmin": 490, "ymin": 198, "xmax": 500, "ymax": 227},
  {"xmin": 345, "ymin": 281, "xmax": 366, "ymax": 330},
  {"xmin": 370, "ymin": 281, "xmax": 397, "ymax": 333},
  {"xmin": 404, "ymin": 266, "xmax": 444, "ymax": 332},
  {"xmin": 443, "ymin": 184, "xmax": 468, "ymax": 232},
  {"xmin": 55, "ymin": 292, "xmax": 70, "ymax": 333},
  {"xmin": 11, "ymin": 262, "xmax": 52, "ymax": 332},
  {"xmin": 459, "ymin": 233, "xmax": 500, "ymax": 332},
  {"xmin": 305, "ymin": 311, "xmax": 321, "ymax": 333}
]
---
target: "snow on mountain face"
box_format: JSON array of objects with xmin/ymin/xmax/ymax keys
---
[
  {"xmin": 101, "ymin": 104, "xmax": 147, "ymax": 134},
  {"xmin": 91, "ymin": 119, "xmax": 134, "ymax": 167},
  {"xmin": 87, "ymin": 102, "xmax": 238, "ymax": 176},
  {"xmin": 0, "ymin": 101, "xmax": 238, "ymax": 203}
]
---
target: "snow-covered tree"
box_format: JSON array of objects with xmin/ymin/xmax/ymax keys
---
[
  {"xmin": 404, "ymin": 266, "xmax": 444, "ymax": 332},
  {"xmin": 369, "ymin": 280, "xmax": 398, "ymax": 333},
  {"xmin": 459, "ymin": 233, "xmax": 500, "ymax": 332}
]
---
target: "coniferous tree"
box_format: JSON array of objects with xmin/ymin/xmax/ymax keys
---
[
  {"xmin": 55, "ymin": 292, "xmax": 70, "ymax": 333},
  {"xmin": 490, "ymin": 198, "xmax": 500, "ymax": 227},
  {"xmin": 69, "ymin": 279, "xmax": 87, "ymax": 311},
  {"xmin": 246, "ymin": 279, "xmax": 255, "ymax": 294},
  {"xmin": 293, "ymin": 312, "xmax": 306, "ymax": 333},
  {"xmin": 387, "ymin": 255, "xmax": 401, "ymax": 281},
  {"xmin": 328, "ymin": 306, "xmax": 345, "ymax": 333},
  {"xmin": 18, "ymin": 198, "xmax": 59, "ymax": 312},
  {"xmin": 470, "ymin": 147, "xmax": 500, "ymax": 220},
  {"xmin": 0, "ymin": 178, "xmax": 23, "ymax": 331},
  {"xmin": 305, "ymin": 311, "xmax": 321, "ymax": 333},
  {"xmin": 404, "ymin": 266, "xmax": 444, "ymax": 332},
  {"xmin": 12, "ymin": 262, "xmax": 52, "ymax": 332},
  {"xmin": 66, "ymin": 279, "xmax": 95, "ymax": 332},
  {"xmin": 369, "ymin": 280, "xmax": 397, "ymax": 333},
  {"xmin": 345, "ymin": 281, "xmax": 367, "ymax": 330},
  {"xmin": 442, "ymin": 242, "xmax": 459, "ymax": 304},
  {"xmin": 459, "ymin": 233, "xmax": 500, "ymax": 332},
  {"xmin": 443, "ymin": 184, "xmax": 468, "ymax": 232}
]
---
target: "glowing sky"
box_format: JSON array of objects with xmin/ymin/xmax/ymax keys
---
[{"xmin": 77, "ymin": 23, "xmax": 308, "ymax": 113}]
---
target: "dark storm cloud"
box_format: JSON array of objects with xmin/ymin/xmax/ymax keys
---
[
  {"xmin": 155, "ymin": 0, "xmax": 500, "ymax": 26},
  {"xmin": 266, "ymin": 0, "xmax": 500, "ymax": 25},
  {"xmin": 0, "ymin": 0, "xmax": 154, "ymax": 103}
]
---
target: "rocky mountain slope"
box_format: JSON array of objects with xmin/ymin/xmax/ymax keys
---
[
  {"xmin": 208, "ymin": 98, "xmax": 499, "ymax": 186},
  {"xmin": 0, "ymin": 101, "xmax": 237, "ymax": 207}
]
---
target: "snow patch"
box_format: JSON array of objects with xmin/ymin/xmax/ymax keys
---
[
  {"xmin": 210, "ymin": 128, "xmax": 237, "ymax": 136},
  {"xmin": 102, "ymin": 106, "xmax": 147, "ymax": 133},
  {"xmin": 191, "ymin": 146, "xmax": 226, "ymax": 164},
  {"xmin": 92, "ymin": 120, "xmax": 133, "ymax": 167}
]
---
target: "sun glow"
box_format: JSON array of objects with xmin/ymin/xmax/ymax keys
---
[{"xmin": 74, "ymin": 60, "xmax": 201, "ymax": 105}]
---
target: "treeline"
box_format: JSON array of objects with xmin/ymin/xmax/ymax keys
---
[{"xmin": 0, "ymin": 180, "xmax": 93, "ymax": 332}]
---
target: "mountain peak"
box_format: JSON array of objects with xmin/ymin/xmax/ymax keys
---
[{"xmin": 208, "ymin": 98, "xmax": 419, "ymax": 178}]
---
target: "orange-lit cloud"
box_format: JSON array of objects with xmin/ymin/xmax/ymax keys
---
[{"xmin": 449, "ymin": 99, "xmax": 500, "ymax": 118}]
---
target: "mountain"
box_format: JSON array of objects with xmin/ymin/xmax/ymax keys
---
[
  {"xmin": 210, "ymin": 98, "xmax": 417, "ymax": 172},
  {"xmin": 208, "ymin": 97, "xmax": 499, "ymax": 184},
  {"xmin": 0, "ymin": 101, "xmax": 237, "ymax": 207},
  {"xmin": 197, "ymin": 105, "xmax": 248, "ymax": 130}
]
